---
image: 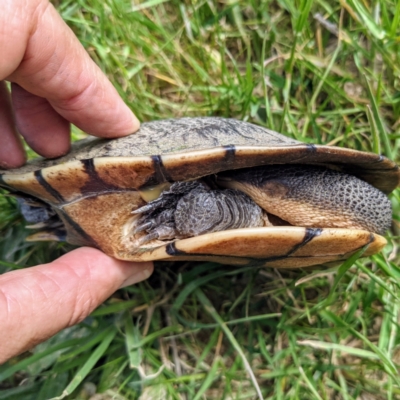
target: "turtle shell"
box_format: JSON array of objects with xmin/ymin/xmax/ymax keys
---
[{"xmin": 1, "ymin": 117, "xmax": 398, "ymax": 268}]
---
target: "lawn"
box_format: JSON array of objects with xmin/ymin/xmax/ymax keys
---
[{"xmin": 1, "ymin": 0, "xmax": 400, "ymax": 398}]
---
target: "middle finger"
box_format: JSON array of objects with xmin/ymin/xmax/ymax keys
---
[{"xmin": 11, "ymin": 83, "xmax": 71, "ymax": 159}]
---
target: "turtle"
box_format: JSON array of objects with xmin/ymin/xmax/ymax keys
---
[{"xmin": 0, "ymin": 117, "xmax": 399, "ymax": 269}]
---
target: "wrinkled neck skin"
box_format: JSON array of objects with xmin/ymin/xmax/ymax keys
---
[{"xmin": 216, "ymin": 164, "xmax": 392, "ymax": 235}]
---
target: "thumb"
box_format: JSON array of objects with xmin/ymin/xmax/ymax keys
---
[{"xmin": 0, "ymin": 247, "xmax": 153, "ymax": 363}]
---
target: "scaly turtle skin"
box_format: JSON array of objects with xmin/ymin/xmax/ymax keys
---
[{"xmin": 0, "ymin": 117, "xmax": 398, "ymax": 269}]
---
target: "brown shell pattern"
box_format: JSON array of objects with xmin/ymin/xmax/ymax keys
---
[{"xmin": 0, "ymin": 117, "xmax": 398, "ymax": 268}]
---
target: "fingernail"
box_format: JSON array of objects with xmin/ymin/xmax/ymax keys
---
[
  {"xmin": 130, "ymin": 113, "xmax": 140, "ymax": 132},
  {"xmin": 120, "ymin": 265, "xmax": 152, "ymax": 288}
]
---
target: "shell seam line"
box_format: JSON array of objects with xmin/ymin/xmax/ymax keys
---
[{"xmin": 34, "ymin": 170, "xmax": 65, "ymax": 203}]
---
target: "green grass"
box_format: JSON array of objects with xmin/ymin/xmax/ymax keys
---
[{"xmin": 1, "ymin": 0, "xmax": 400, "ymax": 398}]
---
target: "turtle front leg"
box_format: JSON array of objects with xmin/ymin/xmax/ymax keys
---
[
  {"xmin": 135, "ymin": 209, "xmax": 177, "ymax": 243},
  {"xmin": 133, "ymin": 181, "xmax": 206, "ymax": 242},
  {"xmin": 133, "ymin": 181, "xmax": 266, "ymax": 243}
]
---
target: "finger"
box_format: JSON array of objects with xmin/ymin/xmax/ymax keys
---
[
  {"xmin": 0, "ymin": 82, "xmax": 26, "ymax": 168},
  {"xmin": 2, "ymin": 0, "xmax": 139, "ymax": 138},
  {"xmin": 11, "ymin": 83, "xmax": 71, "ymax": 159},
  {"xmin": 0, "ymin": 247, "xmax": 153, "ymax": 363}
]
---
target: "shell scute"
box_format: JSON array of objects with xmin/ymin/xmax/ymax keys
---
[{"xmin": 124, "ymin": 228, "xmax": 386, "ymax": 269}]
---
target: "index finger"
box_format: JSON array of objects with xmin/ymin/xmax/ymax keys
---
[{"xmin": 2, "ymin": 0, "xmax": 139, "ymax": 138}]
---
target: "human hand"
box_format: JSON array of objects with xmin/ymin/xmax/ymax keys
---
[
  {"xmin": 0, "ymin": 0, "xmax": 152, "ymax": 364},
  {"xmin": 0, "ymin": 248, "xmax": 153, "ymax": 364},
  {"xmin": 0, "ymin": 0, "xmax": 140, "ymax": 169}
]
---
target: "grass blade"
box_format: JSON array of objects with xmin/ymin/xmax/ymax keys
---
[
  {"xmin": 52, "ymin": 327, "xmax": 117, "ymax": 399},
  {"xmin": 364, "ymin": 78, "xmax": 393, "ymax": 159},
  {"xmin": 195, "ymin": 289, "xmax": 263, "ymax": 400}
]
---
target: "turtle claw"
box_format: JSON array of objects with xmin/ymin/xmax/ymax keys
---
[
  {"xmin": 133, "ymin": 221, "xmax": 154, "ymax": 234},
  {"xmin": 133, "ymin": 181, "xmax": 207, "ymax": 244},
  {"xmin": 133, "ymin": 181, "xmax": 205, "ymax": 217},
  {"xmin": 137, "ymin": 225, "xmax": 177, "ymax": 245},
  {"xmin": 133, "ymin": 202, "xmax": 178, "ymax": 241},
  {"xmin": 138, "ymin": 231, "xmax": 159, "ymax": 245},
  {"xmin": 132, "ymin": 203, "xmax": 157, "ymax": 215}
]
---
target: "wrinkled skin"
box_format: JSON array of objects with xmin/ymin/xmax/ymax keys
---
[
  {"xmin": 0, "ymin": 0, "xmax": 140, "ymax": 168},
  {"xmin": 0, "ymin": 0, "xmax": 152, "ymax": 364},
  {"xmin": 134, "ymin": 165, "xmax": 392, "ymax": 244},
  {"xmin": 134, "ymin": 181, "xmax": 265, "ymax": 242}
]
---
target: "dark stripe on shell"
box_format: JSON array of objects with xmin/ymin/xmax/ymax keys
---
[
  {"xmin": 306, "ymin": 144, "xmax": 317, "ymax": 153},
  {"xmin": 61, "ymin": 212, "xmax": 99, "ymax": 248},
  {"xmin": 367, "ymin": 233, "xmax": 374, "ymax": 247},
  {"xmin": 80, "ymin": 159, "xmax": 120, "ymax": 194},
  {"xmin": 258, "ymin": 231, "xmax": 374, "ymax": 263},
  {"xmin": 288, "ymin": 228, "xmax": 323, "ymax": 255},
  {"xmin": 244, "ymin": 228, "xmax": 323, "ymax": 265},
  {"xmin": 163, "ymin": 228, "xmax": 324, "ymax": 264},
  {"xmin": 0, "ymin": 175, "xmax": 15, "ymax": 193},
  {"xmin": 158, "ymin": 229, "xmax": 377, "ymax": 268},
  {"xmin": 222, "ymin": 145, "xmax": 236, "ymax": 165},
  {"xmin": 34, "ymin": 170, "xmax": 65, "ymax": 203},
  {"xmin": 165, "ymin": 241, "xmax": 186, "ymax": 256},
  {"xmin": 151, "ymin": 155, "xmax": 171, "ymax": 184},
  {"xmin": 82, "ymin": 158, "xmax": 97, "ymax": 176}
]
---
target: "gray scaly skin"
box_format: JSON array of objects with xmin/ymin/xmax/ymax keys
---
[
  {"xmin": 134, "ymin": 164, "xmax": 392, "ymax": 243},
  {"xmin": 133, "ymin": 181, "xmax": 264, "ymax": 243},
  {"xmin": 218, "ymin": 165, "xmax": 392, "ymax": 235}
]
